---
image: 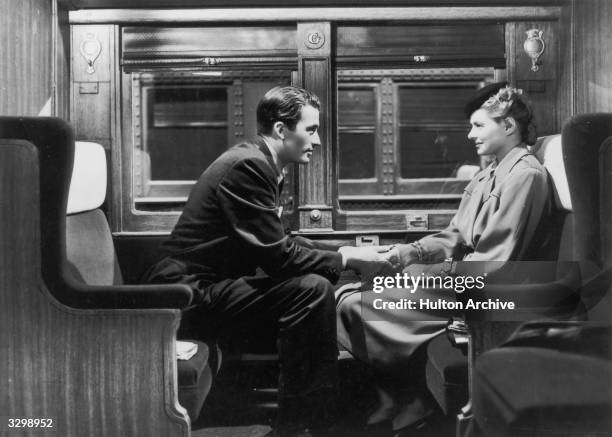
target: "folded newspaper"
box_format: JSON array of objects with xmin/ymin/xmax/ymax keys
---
[{"xmin": 176, "ymin": 341, "xmax": 198, "ymax": 360}]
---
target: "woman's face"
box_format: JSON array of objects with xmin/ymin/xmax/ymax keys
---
[{"xmin": 467, "ymin": 108, "xmax": 511, "ymax": 157}]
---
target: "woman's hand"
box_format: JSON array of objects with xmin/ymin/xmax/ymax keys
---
[{"xmin": 395, "ymin": 244, "xmax": 421, "ymax": 268}]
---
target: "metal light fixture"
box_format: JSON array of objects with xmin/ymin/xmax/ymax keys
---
[
  {"xmin": 79, "ymin": 32, "xmax": 102, "ymax": 75},
  {"xmin": 523, "ymin": 29, "xmax": 546, "ymax": 72}
]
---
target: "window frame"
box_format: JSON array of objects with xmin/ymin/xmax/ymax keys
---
[
  {"xmin": 115, "ymin": 69, "xmax": 293, "ymax": 233},
  {"xmin": 393, "ymin": 80, "xmax": 487, "ymax": 197},
  {"xmin": 337, "ymin": 81, "xmax": 382, "ymax": 195},
  {"xmin": 336, "ymin": 68, "xmax": 497, "ymax": 207}
]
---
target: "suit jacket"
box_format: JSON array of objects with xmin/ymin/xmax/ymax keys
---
[{"xmin": 157, "ymin": 136, "xmax": 343, "ymax": 287}]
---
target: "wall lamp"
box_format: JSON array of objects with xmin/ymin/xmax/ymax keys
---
[{"xmin": 523, "ymin": 29, "xmax": 546, "ymax": 72}]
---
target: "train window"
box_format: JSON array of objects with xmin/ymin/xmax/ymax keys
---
[
  {"xmin": 145, "ymin": 85, "xmax": 229, "ymax": 181},
  {"xmin": 112, "ymin": 25, "xmax": 297, "ymax": 232},
  {"xmin": 122, "ymin": 70, "xmax": 292, "ymax": 231},
  {"xmin": 396, "ymin": 84, "xmax": 479, "ymax": 180},
  {"xmin": 338, "ymin": 85, "xmax": 379, "ymax": 188},
  {"xmin": 337, "ymin": 68, "xmax": 497, "ymax": 205}
]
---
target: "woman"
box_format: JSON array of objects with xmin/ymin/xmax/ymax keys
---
[{"xmin": 336, "ymin": 83, "xmax": 552, "ymax": 434}]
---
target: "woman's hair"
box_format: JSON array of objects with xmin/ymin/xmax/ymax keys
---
[
  {"xmin": 480, "ymin": 86, "xmax": 538, "ymax": 146},
  {"xmin": 256, "ymin": 86, "xmax": 321, "ymax": 134}
]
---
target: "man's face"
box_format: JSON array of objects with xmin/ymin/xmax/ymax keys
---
[{"xmin": 281, "ymin": 104, "xmax": 321, "ymax": 164}]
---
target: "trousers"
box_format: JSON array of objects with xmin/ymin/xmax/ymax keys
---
[{"xmin": 143, "ymin": 258, "xmax": 338, "ymax": 431}]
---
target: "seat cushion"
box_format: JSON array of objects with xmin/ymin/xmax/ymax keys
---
[
  {"xmin": 66, "ymin": 209, "xmax": 123, "ymax": 286},
  {"xmin": 473, "ymin": 347, "xmax": 612, "ymax": 436},
  {"xmin": 425, "ymin": 333, "xmax": 468, "ymax": 415},
  {"xmin": 177, "ymin": 340, "xmax": 216, "ymax": 420}
]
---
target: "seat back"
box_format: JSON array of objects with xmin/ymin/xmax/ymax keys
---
[
  {"xmin": 65, "ymin": 141, "xmax": 123, "ymax": 286},
  {"xmin": 562, "ymin": 114, "xmax": 612, "ymax": 267},
  {"xmin": 561, "ymin": 113, "xmax": 612, "ymax": 319},
  {"xmin": 0, "ymin": 117, "xmax": 190, "ymax": 436},
  {"xmin": 528, "ymin": 134, "xmax": 573, "ymax": 264}
]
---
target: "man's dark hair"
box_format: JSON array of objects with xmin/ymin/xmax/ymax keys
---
[{"xmin": 256, "ymin": 86, "xmax": 321, "ymax": 134}]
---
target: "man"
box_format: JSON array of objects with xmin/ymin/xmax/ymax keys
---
[{"xmin": 142, "ymin": 86, "xmax": 389, "ymax": 436}]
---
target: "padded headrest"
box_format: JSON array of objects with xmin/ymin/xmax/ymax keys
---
[
  {"xmin": 533, "ymin": 135, "xmax": 572, "ymax": 211},
  {"xmin": 67, "ymin": 141, "xmax": 107, "ymax": 214},
  {"xmin": 456, "ymin": 164, "xmax": 480, "ymax": 180}
]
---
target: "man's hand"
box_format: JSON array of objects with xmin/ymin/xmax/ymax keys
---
[{"xmin": 338, "ymin": 246, "xmax": 397, "ymax": 281}]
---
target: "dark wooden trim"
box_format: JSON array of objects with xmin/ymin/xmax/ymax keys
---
[
  {"xmin": 297, "ymin": 22, "xmax": 336, "ymax": 231},
  {"xmin": 63, "ymin": 0, "xmax": 567, "ymax": 9},
  {"xmin": 69, "ymin": 7, "xmax": 562, "ymax": 23}
]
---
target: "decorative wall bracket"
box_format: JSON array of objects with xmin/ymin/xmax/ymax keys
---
[
  {"xmin": 523, "ymin": 29, "xmax": 546, "ymax": 72},
  {"xmin": 79, "ymin": 32, "xmax": 102, "ymax": 75},
  {"xmin": 305, "ymin": 30, "xmax": 325, "ymax": 50}
]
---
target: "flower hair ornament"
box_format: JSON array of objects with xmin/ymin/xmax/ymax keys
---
[{"xmin": 481, "ymin": 86, "xmax": 524, "ymax": 117}]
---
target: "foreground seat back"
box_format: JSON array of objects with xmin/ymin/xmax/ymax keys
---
[
  {"xmin": 0, "ymin": 117, "xmax": 191, "ymax": 436},
  {"xmin": 562, "ymin": 113, "xmax": 612, "ymax": 319},
  {"xmin": 471, "ymin": 113, "xmax": 612, "ymax": 437}
]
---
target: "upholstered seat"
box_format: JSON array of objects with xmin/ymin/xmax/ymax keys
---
[
  {"xmin": 471, "ymin": 114, "xmax": 612, "ymax": 436},
  {"xmin": 425, "ymin": 333, "xmax": 468, "ymax": 415},
  {"xmin": 0, "ymin": 117, "xmax": 196, "ymax": 436},
  {"xmin": 65, "ymin": 140, "xmax": 216, "ymax": 421}
]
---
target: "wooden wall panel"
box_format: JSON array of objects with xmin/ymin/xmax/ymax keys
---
[
  {"xmin": 71, "ymin": 24, "xmax": 115, "ymax": 146},
  {"xmin": 297, "ymin": 22, "xmax": 336, "ymax": 232},
  {"xmin": 0, "ymin": 0, "xmax": 53, "ymax": 116},
  {"xmin": 63, "ymin": 0, "xmax": 566, "ymax": 7},
  {"xmin": 54, "ymin": 0, "xmax": 72, "ymax": 120},
  {"xmin": 572, "ymin": 0, "xmax": 612, "ymax": 114},
  {"xmin": 506, "ymin": 21, "xmax": 559, "ymax": 135},
  {"xmin": 557, "ymin": 1, "xmax": 574, "ymax": 126}
]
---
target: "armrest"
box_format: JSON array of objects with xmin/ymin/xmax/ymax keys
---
[
  {"xmin": 52, "ymin": 275, "xmax": 193, "ymax": 310},
  {"xmin": 452, "ymin": 261, "xmax": 583, "ymax": 360},
  {"xmin": 456, "ymin": 261, "xmax": 582, "ymax": 323}
]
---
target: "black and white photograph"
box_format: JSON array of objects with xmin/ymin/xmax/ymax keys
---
[{"xmin": 1, "ymin": 1, "xmax": 611, "ymax": 436}]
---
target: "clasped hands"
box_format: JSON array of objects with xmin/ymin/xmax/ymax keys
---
[
  {"xmin": 338, "ymin": 244, "xmax": 444, "ymax": 289},
  {"xmin": 338, "ymin": 245, "xmax": 402, "ymax": 287}
]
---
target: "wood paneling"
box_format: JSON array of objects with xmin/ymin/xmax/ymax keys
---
[
  {"xmin": 122, "ymin": 26, "xmax": 296, "ymax": 62},
  {"xmin": 0, "ymin": 140, "xmax": 189, "ymax": 436},
  {"xmin": 297, "ymin": 22, "xmax": 336, "ymax": 231},
  {"xmin": 63, "ymin": 0, "xmax": 566, "ymax": 8},
  {"xmin": 54, "ymin": 0, "xmax": 72, "ymax": 120},
  {"xmin": 506, "ymin": 21, "xmax": 559, "ymax": 135},
  {"xmin": 338, "ymin": 25, "xmax": 505, "ymax": 67},
  {"xmin": 572, "ymin": 0, "xmax": 612, "ymax": 113},
  {"xmin": 557, "ymin": 0, "xmax": 574, "ymax": 126},
  {"xmin": 71, "ymin": 24, "xmax": 115, "ymax": 144},
  {"xmin": 68, "ymin": 7, "xmax": 562, "ymax": 24},
  {"xmin": 0, "ymin": 0, "xmax": 52, "ymax": 116}
]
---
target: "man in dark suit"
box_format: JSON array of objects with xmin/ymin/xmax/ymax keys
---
[{"xmin": 142, "ymin": 86, "xmax": 389, "ymax": 436}]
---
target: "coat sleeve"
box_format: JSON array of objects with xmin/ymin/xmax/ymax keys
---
[
  {"xmin": 216, "ymin": 157, "xmax": 343, "ymax": 282},
  {"xmin": 414, "ymin": 215, "xmax": 470, "ymax": 263},
  {"xmin": 412, "ymin": 176, "xmax": 482, "ymax": 263}
]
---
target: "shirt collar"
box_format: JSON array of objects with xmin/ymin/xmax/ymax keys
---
[
  {"xmin": 492, "ymin": 146, "xmax": 531, "ymax": 184},
  {"xmin": 256, "ymin": 135, "xmax": 285, "ymax": 184}
]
